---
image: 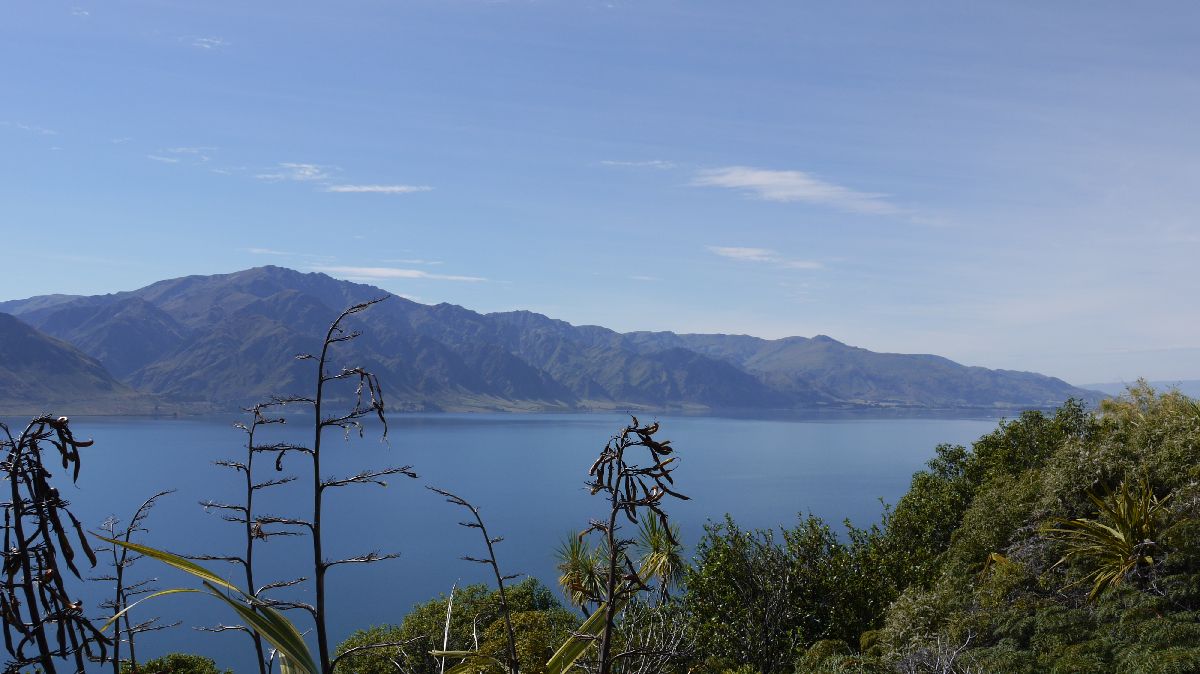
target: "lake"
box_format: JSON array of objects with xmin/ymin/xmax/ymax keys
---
[{"xmin": 13, "ymin": 411, "xmax": 1003, "ymax": 671}]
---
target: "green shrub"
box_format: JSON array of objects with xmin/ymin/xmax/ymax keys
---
[
  {"xmin": 123, "ymin": 653, "xmax": 232, "ymax": 674},
  {"xmin": 335, "ymin": 578, "xmax": 575, "ymax": 674}
]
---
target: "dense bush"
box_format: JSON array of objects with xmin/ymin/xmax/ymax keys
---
[
  {"xmin": 867, "ymin": 386, "xmax": 1200, "ymax": 672},
  {"xmin": 683, "ymin": 385, "xmax": 1200, "ymax": 672},
  {"xmin": 684, "ymin": 513, "xmax": 893, "ymax": 673},
  {"xmin": 334, "ymin": 578, "xmax": 578, "ymax": 674},
  {"xmin": 122, "ymin": 653, "xmax": 232, "ymax": 674}
]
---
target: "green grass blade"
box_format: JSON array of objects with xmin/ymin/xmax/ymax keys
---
[
  {"xmin": 96, "ymin": 535, "xmax": 242, "ymax": 593},
  {"xmin": 95, "ymin": 537, "xmax": 318, "ymax": 674},
  {"xmin": 546, "ymin": 557, "xmax": 658, "ymax": 673},
  {"xmin": 101, "ymin": 588, "xmax": 201, "ymax": 632},
  {"xmin": 546, "ymin": 604, "xmax": 608, "ymax": 673},
  {"xmin": 202, "ymin": 581, "xmax": 318, "ymax": 674}
]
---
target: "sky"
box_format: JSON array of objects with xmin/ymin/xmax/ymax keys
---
[{"xmin": 2, "ymin": 1, "xmax": 1199, "ymax": 385}]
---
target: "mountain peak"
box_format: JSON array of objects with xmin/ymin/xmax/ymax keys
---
[{"xmin": 0, "ymin": 267, "xmax": 1103, "ymax": 414}]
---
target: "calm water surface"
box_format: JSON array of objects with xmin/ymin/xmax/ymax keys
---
[{"xmin": 17, "ymin": 412, "xmax": 1002, "ymax": 671}]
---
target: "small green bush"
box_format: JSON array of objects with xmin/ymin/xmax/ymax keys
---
[{"xmin": 123, "ymin": 653, "xmax": 232, "ymax": 674}]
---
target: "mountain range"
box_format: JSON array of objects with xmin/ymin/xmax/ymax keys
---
[{"xmin": 0, "ymin": 266, "xmax": 1102, "ymax": 415}]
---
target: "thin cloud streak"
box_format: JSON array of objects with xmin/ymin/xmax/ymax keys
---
[
  {"xmin": 325, "ymin": 184, "xmax": 433, "ymax": 194},
  {"xmin": 313, "ymin": 265, "xmax": 487, "ymax": 282},
  {"xmin": 256, "ymin": 162, "xmax": 334, "ymax": 182},
  {"xmin": 1, "ymin": 121, "xmax": 58, "ymax": 136},
  {"xmin": 600, "ymin": 159, "xmax": 676, "ymax": 169},
  {"xmin": 191, "ymin": 37, "xmax": 228, "ymax": 49},
  {"xmin": 693, "ymin": 166, "xmax": 897, "ymax": 214},
  {"xmin": 160, "ymin": 146, "xmax": 214, "ymax": 163},
  {"xmin": 241, "ymin": 248, "xmax": 336, "ymax": 261},
  {"xmin": 386, "ymin": 258, "xmax": 443, "ymax": 265},
  {"xmin": 708, "ymin": 246, "xmax": 823, "ymax": 270}
]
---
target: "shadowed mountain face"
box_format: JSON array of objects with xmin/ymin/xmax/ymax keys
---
[
  {"xmin": 0, "ymin": 266, "xmax": 1102, "ymax": 414},
  {"xmin": 0, "ymin": 313, "xmax": 154, "ymax": 414}
]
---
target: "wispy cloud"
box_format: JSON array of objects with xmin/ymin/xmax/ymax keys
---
[
  {"xmin": 146, "ymin": 154, "xmax": 180, "ymax": 163},
  {"xmin": 707, "ymin": 246, "xmax": 823, "ymax": 270},
  {"xmin": 110, "ymin": 137, "xmax": 132, "ymax": 144},
  {"xmin": 1, "ymin": 121, "xmax": 57, "ymax": 136},
  {"xmin": 708, "ymin": 246, "xmax": 775, "ymax": 262},
  {"xmin": 600, "ymin": 159, "xmax": 676, "ymax": 169},
  {"xmin": 325, "ymin": 184, "xmax": 433, "ymax": 194},
  {"xmin": 256, "ymin": 162, "xmax": 334, "ymax": 182},
  {"xmin": 693, "ymin": 166, "xmax": 897, "ymax": 214},
  {"xmin": 313, "ymin": 265, "xmax": 487, "ymax": 282},
  {"xmin": 165, "ymin": 146, "xmax": 214, "ymax": 155},
  {"xmin": 155, "ymin": 146, "xmax": 215, "ymax": 163},
  {"xmin": 386, "ymin": 258, "xmax": 443, "ymax": 265},
  {"xmin": 240, "ymin": 247, "xmax": 335, "ymax": 261},
  {"xmin": 190, "ymin": 37, "xmax": 228, "ymax": 50},
  {"xmin": 71, "ymin": 7, "xmax": 89, "ymax": 17}
]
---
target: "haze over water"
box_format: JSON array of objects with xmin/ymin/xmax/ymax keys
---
[{"xmin": 48, "ymin": 411, "xmax": 1001, "ymax": 670}]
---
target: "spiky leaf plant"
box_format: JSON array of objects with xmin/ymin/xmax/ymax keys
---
[{"xmin": 1043, "ymin": 477, "xmax": 1177, "ymax": 601}]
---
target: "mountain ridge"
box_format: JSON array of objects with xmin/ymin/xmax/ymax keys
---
[
  {"xmin": 0, "ymin": 312, "xmax": 159, "ymax": 415},
  {"xmin": 0, "ymin": 266, "xmax": 1103, "ymax": 415}
]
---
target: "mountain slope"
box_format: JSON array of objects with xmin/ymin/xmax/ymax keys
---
[
  {"xmin": 740, "ymin": 335, "xmax": 1085, "ymax": 408},
  {"xmin": 0, "ymin": 313, "xmax": 156, "ymax": 414},
  {"xmin": 0, "ymin": 266, "xmax": 1103, "ymax": 413},
  {"xmin": 20, "ymin": 296, "xmax": 188, "ymax": 378}
]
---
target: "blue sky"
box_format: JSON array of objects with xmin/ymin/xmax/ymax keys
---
[{"xmin": 2, "ymin": 1, "xmax": 1198, "ymax": 384}]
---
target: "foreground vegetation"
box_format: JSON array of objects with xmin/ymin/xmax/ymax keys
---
[
  {"xmin": 330, "ymin": 385, "xmax": 1200, "ymax": 674},
  {"xmin": 4, "ymin": 296, "xmax": 1197, "ymax": 673}
]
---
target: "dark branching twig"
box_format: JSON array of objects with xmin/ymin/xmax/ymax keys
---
[
  {"xmin": 194, "ymin": 297, "xmax": 414, "ymax": 674},
  {"xmin": 93, "ymin": 489, "xmax": 177, "ymax": 674},
  {"xmin": 609, "ymin": 599, "xmax": 694, "ymax": 674},
  {"xmin": 427, "ymin": 486, "xmax": 521, "ymax": 673},
  {"xmin": 194, "ymin": 400, "xmax": 304, "ymax": 674},
  {"xmin": 295, "ymin": 297, "xmax": 417, "ymax": 673},
  {"xmin": 330, "ymin": 637, "xmax": 424, "ymax": 672},
  {"xmin": 581, "ymin": 417, "xmax": 688, "ymax": 674},
  {"xmin": 1, "ymin": 415, "xmax": 109, "ymax": 674}
]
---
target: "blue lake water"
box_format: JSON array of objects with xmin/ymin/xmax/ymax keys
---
[{"xmin": 12, "ymin": 411, "xmax": 1003, "ymax": 671}]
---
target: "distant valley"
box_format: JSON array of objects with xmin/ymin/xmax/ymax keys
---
[{"xmin": 0, "ymin": 266, "xmax": 1104, "ymax": 416}]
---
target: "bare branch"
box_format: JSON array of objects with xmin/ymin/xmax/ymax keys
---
[
  {"xmin": 426, "ymin": 486, "xmax": 520, "ymax": 674},
  {"xmin": 330, "ymin": 637, "xmax": 423, "ymax": 672},
  {"xmin": 256, "ymin": 516, "xmax": 314, "ymax": 531},
  {"xmin": 256, "ymin": 577, "xmax": 308, "ymax": 596},
  {"xmin": 321, "ymin": 466, "xmax": 416, "ymax": 490},
  {"xmin": 324, "ymin": 551, "xmax": 400, "ymax": 568},
  {"xmin": 252, "ymin": 476, "xmax": 298, "ymax": 490},
  {"xmin": 194, "ymin": 624, "xmax": 252, "ymax": 635}
]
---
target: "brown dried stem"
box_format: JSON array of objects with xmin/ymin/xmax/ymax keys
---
[{"xmin": 581, "ymin": 417, "xmax": 688, "ymax": 674}]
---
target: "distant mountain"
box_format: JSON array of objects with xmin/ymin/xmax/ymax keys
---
[
  {"xmin": 0, "ymin": 313, "xmax": 157, "ymax": 415},
  {"xmin": 0, "ymin": 266, "xmax": 1103, "ymax": 414},
  {"xmin": 1085, "ymin": 380, "xmax": 1200, "ymax": 399}
]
